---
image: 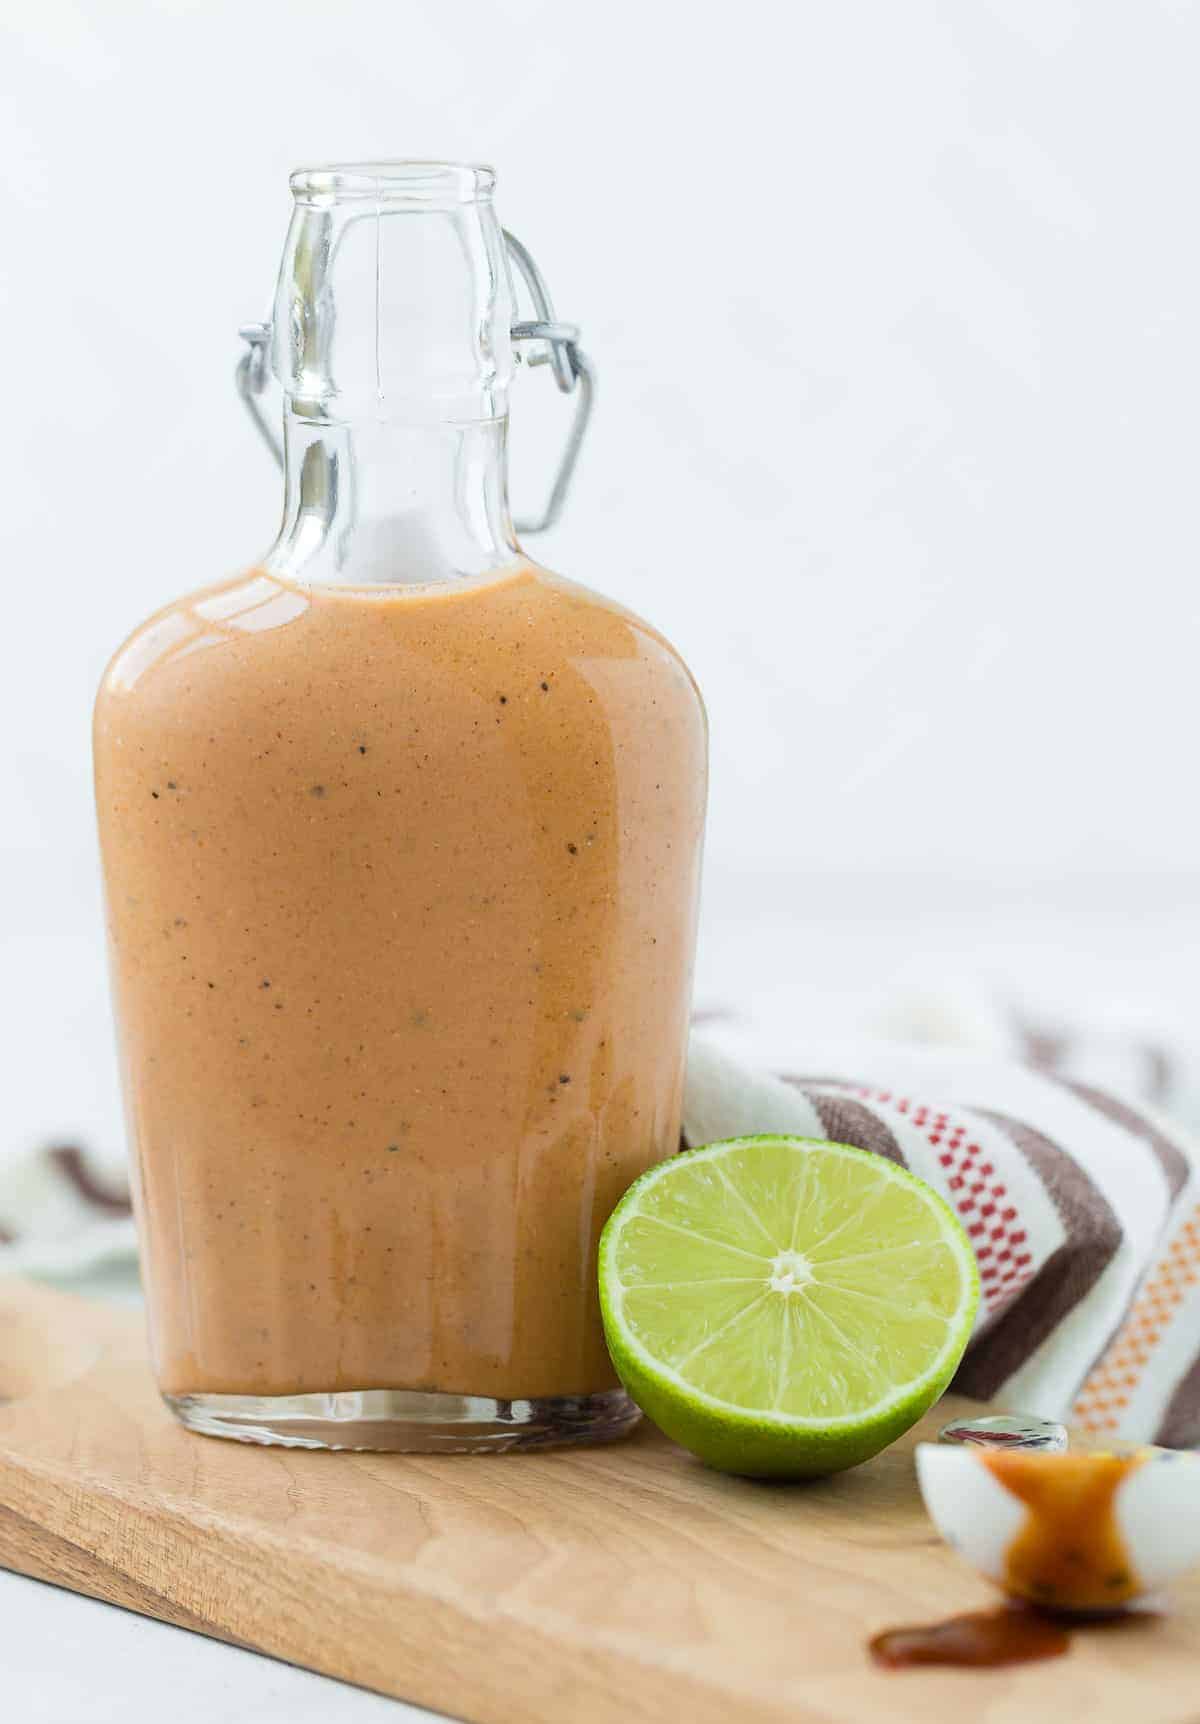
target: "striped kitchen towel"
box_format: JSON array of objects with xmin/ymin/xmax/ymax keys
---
[
  {"xmin": 686, "ymin": 1031, "xmax": 1200, "ymax": 1450},
  {"xmin": 0, "ymin": 1144, "xmax": 135, "ymax": 1280},
  {"xmin": 5, "ymin": 1016, "xmax": 1199, "ymax": 1450}
]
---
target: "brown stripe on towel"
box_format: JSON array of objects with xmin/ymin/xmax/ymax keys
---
[
  {"xmin": 1156, "ymin": 1346, "xmax": 1200, "ymax": 1450},
  {"xmin": 47, "ymin": 1146, "xmax": 133, "ymax": 1217},
  {"xmin": 804, "ymin": 1093, "xmax": 906, "ymax": 1166},
  {"xmin": 1018, "ymin": 1017, "xmax": 1176, "ymax": 1109},
  {"xmin": 1061, "ymin": 1080, "xmax": 1189, "ymax": 1202},
  {"xmin": 1018, "ymin": 1024, "xmax": 1072, "ymax": 1073},
  {"xmin": 952, "ymin": 1109, "xmax": 1121, "ymax": 1402},
  {"xmin": 1142, "ymin": 1042, "xmax": 1174, "ymax": 1106},
  {"xmin": 780, "ymin": 1075, "xmax": 856, "ymax": 1090}
]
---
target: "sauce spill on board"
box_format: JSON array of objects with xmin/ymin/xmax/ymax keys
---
[
  {"xmin": 874, "ymin": 1448, "xmax": 1152, "ymax": 1668},
  {"xmin": 870, "ymin": 1606, "xmax": 1069, "ymax": 1668}
]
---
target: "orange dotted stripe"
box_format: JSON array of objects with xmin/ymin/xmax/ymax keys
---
[{"xmin": 1073, "ymin": 1202, "xmax": 1200, "ymax": 1434}]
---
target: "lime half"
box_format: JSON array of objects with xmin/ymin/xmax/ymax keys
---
[{"xmin": 599, "ymin": 1135, "xmax": 979, "ymax": 1478}]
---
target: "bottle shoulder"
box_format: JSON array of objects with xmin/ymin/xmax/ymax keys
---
[
  {"xmin": 524, "ymin": 562, "xmax": 707, "ymax": 724},
  {"xmin": 95, "ymin": 561, "xmax": 706, "ymax": 736},
  {"xmin": 94, "ymin": 569, "xmax": 309, "ymax": 708}
]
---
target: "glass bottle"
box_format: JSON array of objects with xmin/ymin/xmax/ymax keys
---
[{"xmin": 93, "ymin": 162, "xmax": 707, "ymax": 1450}]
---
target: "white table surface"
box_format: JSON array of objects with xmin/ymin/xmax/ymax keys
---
[{"xmin": 6, "ymin": 878, "xmax": 1200, "ymax": 1718}]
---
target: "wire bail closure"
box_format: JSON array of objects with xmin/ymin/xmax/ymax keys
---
[{"xmin": 235, "ymin": 229, "xmax": 593, "ymax": 537}]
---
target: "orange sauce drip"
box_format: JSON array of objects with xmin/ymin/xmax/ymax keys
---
[
  {"xmin": 983, "ymin": 1450, "xmax": 1144, "ymax": 1610},
  {"xmin": 870, "ymin": 1606, "xmax": 1069, "ymax": 1668}
]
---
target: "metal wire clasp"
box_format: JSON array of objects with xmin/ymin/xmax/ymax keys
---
[{"xmin": 235, "ymin": 229, "xmax": 593, "ymax": 536}]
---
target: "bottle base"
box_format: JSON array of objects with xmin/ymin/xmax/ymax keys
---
[{"xmin": 164, "ymin": 1384, "xmax": 641, "ymax": 1452}]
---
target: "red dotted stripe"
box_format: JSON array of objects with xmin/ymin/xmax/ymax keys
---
[{"xmin": 850, "ymin": 1086, "xmax": 1031, "ymax": 1309}]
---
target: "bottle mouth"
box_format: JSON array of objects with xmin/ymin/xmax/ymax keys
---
[{"xmin": 289, "ymin": 161, "xmax": 495, "ymax": 207}]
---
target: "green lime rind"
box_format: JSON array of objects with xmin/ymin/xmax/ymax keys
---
[{"xmin": 599, "ymin": 1134, "xmax": 980, "ymax": 1480}]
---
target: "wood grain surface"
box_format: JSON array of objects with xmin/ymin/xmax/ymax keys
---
[{"xmin": 0, "ymin": 1277, "xmax": 1196, "ymax": 1723}]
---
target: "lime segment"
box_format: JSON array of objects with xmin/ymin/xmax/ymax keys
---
[{"xmin": 599, "ymin": 1135, "xmax": 979, "ymax": 1477}]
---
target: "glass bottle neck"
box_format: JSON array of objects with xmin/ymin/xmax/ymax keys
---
[
  {"xmin": 263, "ymin": 162, "xmax": 520, "ymax": 587},
  {"xmin": 263, "ymin": 410, "xmax": 520, "ymax": 587}
]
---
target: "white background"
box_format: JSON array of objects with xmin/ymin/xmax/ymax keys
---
[{"xmin": 3, "ymin": 0, "xmax": 1200, "ymax": 1153}]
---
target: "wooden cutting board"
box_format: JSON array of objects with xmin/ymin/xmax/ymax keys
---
[{"xmin": 1, "ymin": 1277, "xmax": 1196, "ymax": 1723}]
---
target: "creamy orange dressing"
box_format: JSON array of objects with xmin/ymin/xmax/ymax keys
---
[{"xmin": 94, "ymin": 562, "xmax": 706, "ymax": 1400}]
